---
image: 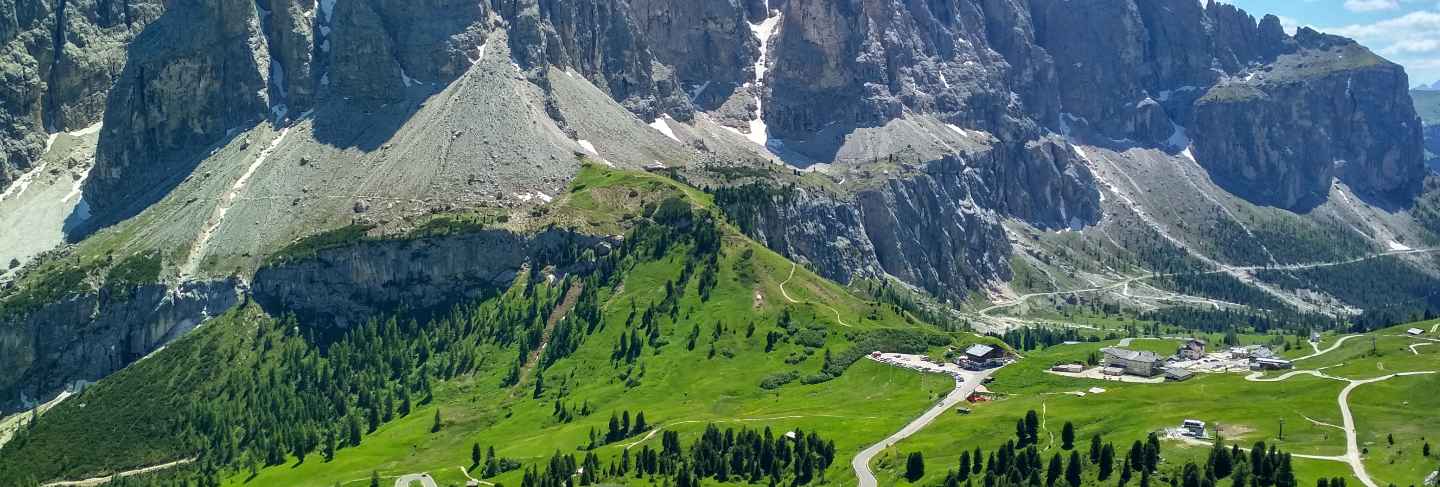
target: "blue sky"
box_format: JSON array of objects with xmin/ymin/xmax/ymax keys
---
[{"xmin": 1222, "ymin": 0, "xmax": 1440, "ymax": 87}]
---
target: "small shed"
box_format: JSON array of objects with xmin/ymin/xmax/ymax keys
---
[
  {"xmin": 1408, "ymin": 328, "xmax": 1425, "ymax": 336},
  {"xmin": 1052, "ymin": 364, "xmax": 1085, "ymax": 373}
]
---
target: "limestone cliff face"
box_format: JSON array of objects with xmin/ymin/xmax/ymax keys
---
[
  {"xmin": 1191, "ymin": 30, "xmax": 1425, "ymax": 209},
  {"xmin": 730, "ymin": 137, "xmax": 1098, "ymax": 302},
  {"xmin": 628, "ymin": 0, "xmax": 756, "ymax": 110},
  {"xmin": 79, "ymin": 0, "xmax": 705, "ymax": 222},
  {"xmin": 0, "ymin": 279, "xmax": 241, "ymax": 414},
  {"xmin": 253, "ymin": 228, "xmax": 609, "ymax": 329},
  {"xmin": 765, "ymin": 0, "xmax": 1046, "ymax": 140},
  {"xmin": 87, "ymin": 0, "xmax": 270, "ymax": 218},
  {"xmin": 0, "ymin": 0, "xmax": 163, "ymax": 191},
  {"xmin": 756, "ymin": 0, "xmax": 1421, "ymax": 210}
]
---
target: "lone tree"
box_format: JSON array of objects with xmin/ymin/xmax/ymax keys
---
[
  {"xmin": 431, "ymin": 409, "xmax": 443, "ymax": 433},
  {"xmin": 906, "ymin": 452, "xmax": 926, "ymax": 482},
  {"xmin": 370, "ymin": 470, "xmax": 380, "ymax": 487},
  {"xmin": 472, "ymin": 442, "xmax": 482, "ymax": 467},
  {"xmin": 1062, "ymin": 422, "xmax": 1076, "ymax": 450}
]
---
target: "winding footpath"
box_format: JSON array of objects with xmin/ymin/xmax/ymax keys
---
[
  {"xmin": 1294, "ymin": 335, "xmax": 1364, "ymax": 361},
  {"xmin": 39, "ymin": 459, "xmax": 195, "ymax": 487},
  {"xmin": 778, "ymin": 263, "xmax": 851, "ymax": 327},
  {"xmin": 852, "ymin": 363, "xmax": 997, "ymax": 487}
]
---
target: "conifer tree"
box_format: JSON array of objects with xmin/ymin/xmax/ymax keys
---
[
  {"xmin": 906, "ymin": 452, "xmax": 926, "ymax": 482},
  {"xmin": 1066, "ymin": 451, "xmax": 1083, "ymax": 487},
  {"xmin": 1047, "ymin": 453, "xmax": 1064, "ymax": 487}
]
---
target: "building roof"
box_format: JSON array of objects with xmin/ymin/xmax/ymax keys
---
[
  {"xmin": 1408, "ymin": 328, "xmax": 1425, "ymax": 335},
  {"xmin": 1102, "ymin": 347, "xmax": 1161, "ymax": 363},
  {"xmin": 965, "ymin": 344, "xmax": 997, "ymax": 358},
  {"xmin": 1165, "ymin": 367, "xmax": 1194, "ymax": 379}
]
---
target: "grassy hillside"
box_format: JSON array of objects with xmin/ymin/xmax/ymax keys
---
[
  {"xmin": 0, "ymin": 165, "xmax": 997, "ymax": 486},
  {"xmin": 875, "ymin": 321, "xmax": 1440, "ymax": 487}
]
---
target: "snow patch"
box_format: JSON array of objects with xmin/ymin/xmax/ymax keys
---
[
  {"xmin": 469, "ymin": 42, "xmax": 487, "ymax": 64},
  {"xmin": 183, "ymin": 125, "xmax": 292, "ymax": 277},
  {"xmin": 944, "ymin": 123, "xmax": 989, "ymax": 140},
  {"xmin": 576, "ymin": 139, "xmax": 598, "ymax": 156},
  {"xmin": 1388, "ymin": 240, "xmax": 1412, "ymax": 251},
  {"xmin": 513, "ymin": 191, "xmax": 555, "ymax": 204},
  {"xmin": 319, "ymin": 0, "xmax": 335, "ymax": 22},
  {"xmin": 400, "ymin": 68, "xmax": 417, "ymax": 88},
  {"xmin": 1165, "ymin": 122, "xmax": 1192, "ymax": 155},
  {"xmin": 741, "ymin": 10, "xmax": 782, "ymax": 146},
  {"xmin": 0, "ymin": 161, "xmax": 49, "ymax": 204},
  {"xmin": 648, "ymin": 116, "xmax": 680, "ymax": 142},
  {"xmin": 71, "ymin": 122, "xmax": 102, "ymax": 137}
]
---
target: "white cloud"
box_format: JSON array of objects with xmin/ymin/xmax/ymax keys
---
[
  {"xmin": 1343, "ymin": 0, "xmax": 1400, "ymax": 11},
  {"xmin": 1382, "ymin": 38, "xmax": 1440, "ymax": 55},
  {"xmin": 1327, "ymin": 10, "xmax": 1440, "ymax": 41}
]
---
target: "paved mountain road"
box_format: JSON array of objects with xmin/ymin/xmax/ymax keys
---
[
  {"xmin": 852, "ymin": 359, "xmax": 998, "ymax": 487},
  {"xmin": 979, "ymin": 248, "xmax": 1440, "ymax": 318}
]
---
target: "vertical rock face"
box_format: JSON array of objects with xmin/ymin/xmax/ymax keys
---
[
  {"xmin": 504, "ymin": 0, "xmax": 693, "ymax": 121},
  {"xmin": 252, "ymin": 228, "xmax": 606, "ymax": 329},
  {"xmin": 1191, "ymin": 30, "xmax": 1425, "ymax": 209},
  {"xmin": 79, "ymin": 0, "xmax": 709, "ymax": 222},
  {"xmin": 732, "ymin": 137, "xmax": 1099, "ymax": 301},
  {"xmin": 0, "ymin": 279, "xmax": 241, "ymax": 414},
  {"xmin": 0, "ymin": 0, "xmax": 162, "ymax": 191},
  {"xmin": 86, "ymin": 0, "xmax": 270, "ymax": 218},
  {"xmin": 628, "ymin": 0, "xmax": 756, "ymax": 110},
  {"xmin": 765, "ymin": 0, "xmax": 1039, "ymax": 139}
]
